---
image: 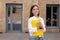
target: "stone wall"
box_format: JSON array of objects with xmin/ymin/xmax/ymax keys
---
[{"xmin": 0, "ymin": 0, "xmax": 60, "ymax": 32}]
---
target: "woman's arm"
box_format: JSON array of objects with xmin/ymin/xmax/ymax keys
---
[{"xmin": 41, "ymin": 18, "xmax": 46, "ymax": 32}]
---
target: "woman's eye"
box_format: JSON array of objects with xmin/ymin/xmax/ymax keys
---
[
  {"xmin": 33, "ymin": 9, "xmax": 35, "ymax": 10},
  {"xmin": 33, "ymin": 9, "xmax": 39, "ymax": 10}
]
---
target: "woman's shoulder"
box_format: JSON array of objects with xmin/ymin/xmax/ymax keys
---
[
  {"xmin": 28, "ymin": 16, "xmax": 35, "ymax": 21},
  {"xmin": 28, "ymin": 17, "xmax": 33, "ymax": 20},
  {"xmin": 39, "ymin": 16, "xmax": 44, "ymax": 20}
]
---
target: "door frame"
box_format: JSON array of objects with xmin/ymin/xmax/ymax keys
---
[{"xmin": 6, "ymin": 3, "xmax": 23, "ymax": 32}]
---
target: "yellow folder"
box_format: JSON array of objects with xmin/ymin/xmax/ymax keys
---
[{"xmin": 31, "ymin": 19, "xmax": 44, "ymax": 36}]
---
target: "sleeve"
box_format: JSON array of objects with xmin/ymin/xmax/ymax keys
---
[
  {"xmin": 28, "ymin": 18, "xmax": 37, "ymax": 34},
  {"xmin": 41, "ymin": 18, "xmax": 46, "ymax": 32}
]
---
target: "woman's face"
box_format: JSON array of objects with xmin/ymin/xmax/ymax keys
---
[{"xmin": 32, "ymin": 6, "xmax": 39, "ymax": 16}]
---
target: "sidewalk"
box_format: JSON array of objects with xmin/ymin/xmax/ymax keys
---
[{"xmin": 0, "ymin": 32, "xmax": 60, "ymax": 40}]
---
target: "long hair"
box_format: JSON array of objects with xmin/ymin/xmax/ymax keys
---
[{"xmin": 29, "ymin": 5, "xmax": 39, "ymax": 17}]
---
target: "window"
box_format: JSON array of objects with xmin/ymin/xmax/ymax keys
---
[
  {"xmin": 46, "ymin": 4, "xmax": 59, "ymax": 27},
  {"xmin": 8, "ymin": 6, "xmax": 16, "ymax": 17}
]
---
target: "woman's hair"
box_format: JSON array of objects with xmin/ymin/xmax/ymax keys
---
[{"xmin": 29, "ymin": 5, "xmax": 39, "ymax": 17}]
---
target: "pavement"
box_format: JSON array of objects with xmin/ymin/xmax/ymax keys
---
[{"xmin": 0, "ymin": 32, "xmax": 60, "ymax": 40}]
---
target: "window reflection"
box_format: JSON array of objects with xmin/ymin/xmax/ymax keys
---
[
  {"xmin": 46, "ymin": 4, "xmax": 59, "ymax": 27},
  {"xmin": 46, "ymin": 18, "xmax": 51, "ymax": 26},
  {"xmin": 46, "ymin": 7, "xmax": 51, "ymax": 26},
  {"xmin": 52, "ymin": 7, "xmax": 57, "ymax": 26}
]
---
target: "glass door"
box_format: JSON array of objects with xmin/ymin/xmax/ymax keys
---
[{"xmin": 6, "ymin": 4, "xmax": 23, "ymax": 32}]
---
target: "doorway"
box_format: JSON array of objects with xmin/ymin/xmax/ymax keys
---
[{"xmin": 6, "ymin": 4, "xmax": 23, "ymax": 32}]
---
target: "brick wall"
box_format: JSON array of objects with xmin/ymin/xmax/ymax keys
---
[{"xmin": 0, "ymin": 0, "xmax": 60, "ymax": 32}]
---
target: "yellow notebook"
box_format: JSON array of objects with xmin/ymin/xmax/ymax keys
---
[{"xmin": 31, "ymin": 19, "xmax": 44, "ymax": 36}]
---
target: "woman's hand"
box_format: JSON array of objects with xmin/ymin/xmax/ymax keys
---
[{"xmin": 37, "ymin": 22, "xmax": 43, "ymax": 29}]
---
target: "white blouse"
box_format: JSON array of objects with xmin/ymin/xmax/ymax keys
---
[{"xmin": 28, "ymin": 16, "xmax": 46, "ymax": 36}]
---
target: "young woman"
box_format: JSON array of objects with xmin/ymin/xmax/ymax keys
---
[{"xmin": 28, "ymin": 5, "xmax": 46, "ymax": 40}]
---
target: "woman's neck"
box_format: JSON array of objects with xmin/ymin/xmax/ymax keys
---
[{"xmin": 34, "ymin": 15, "xmax": 39, "ymax": 18}]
